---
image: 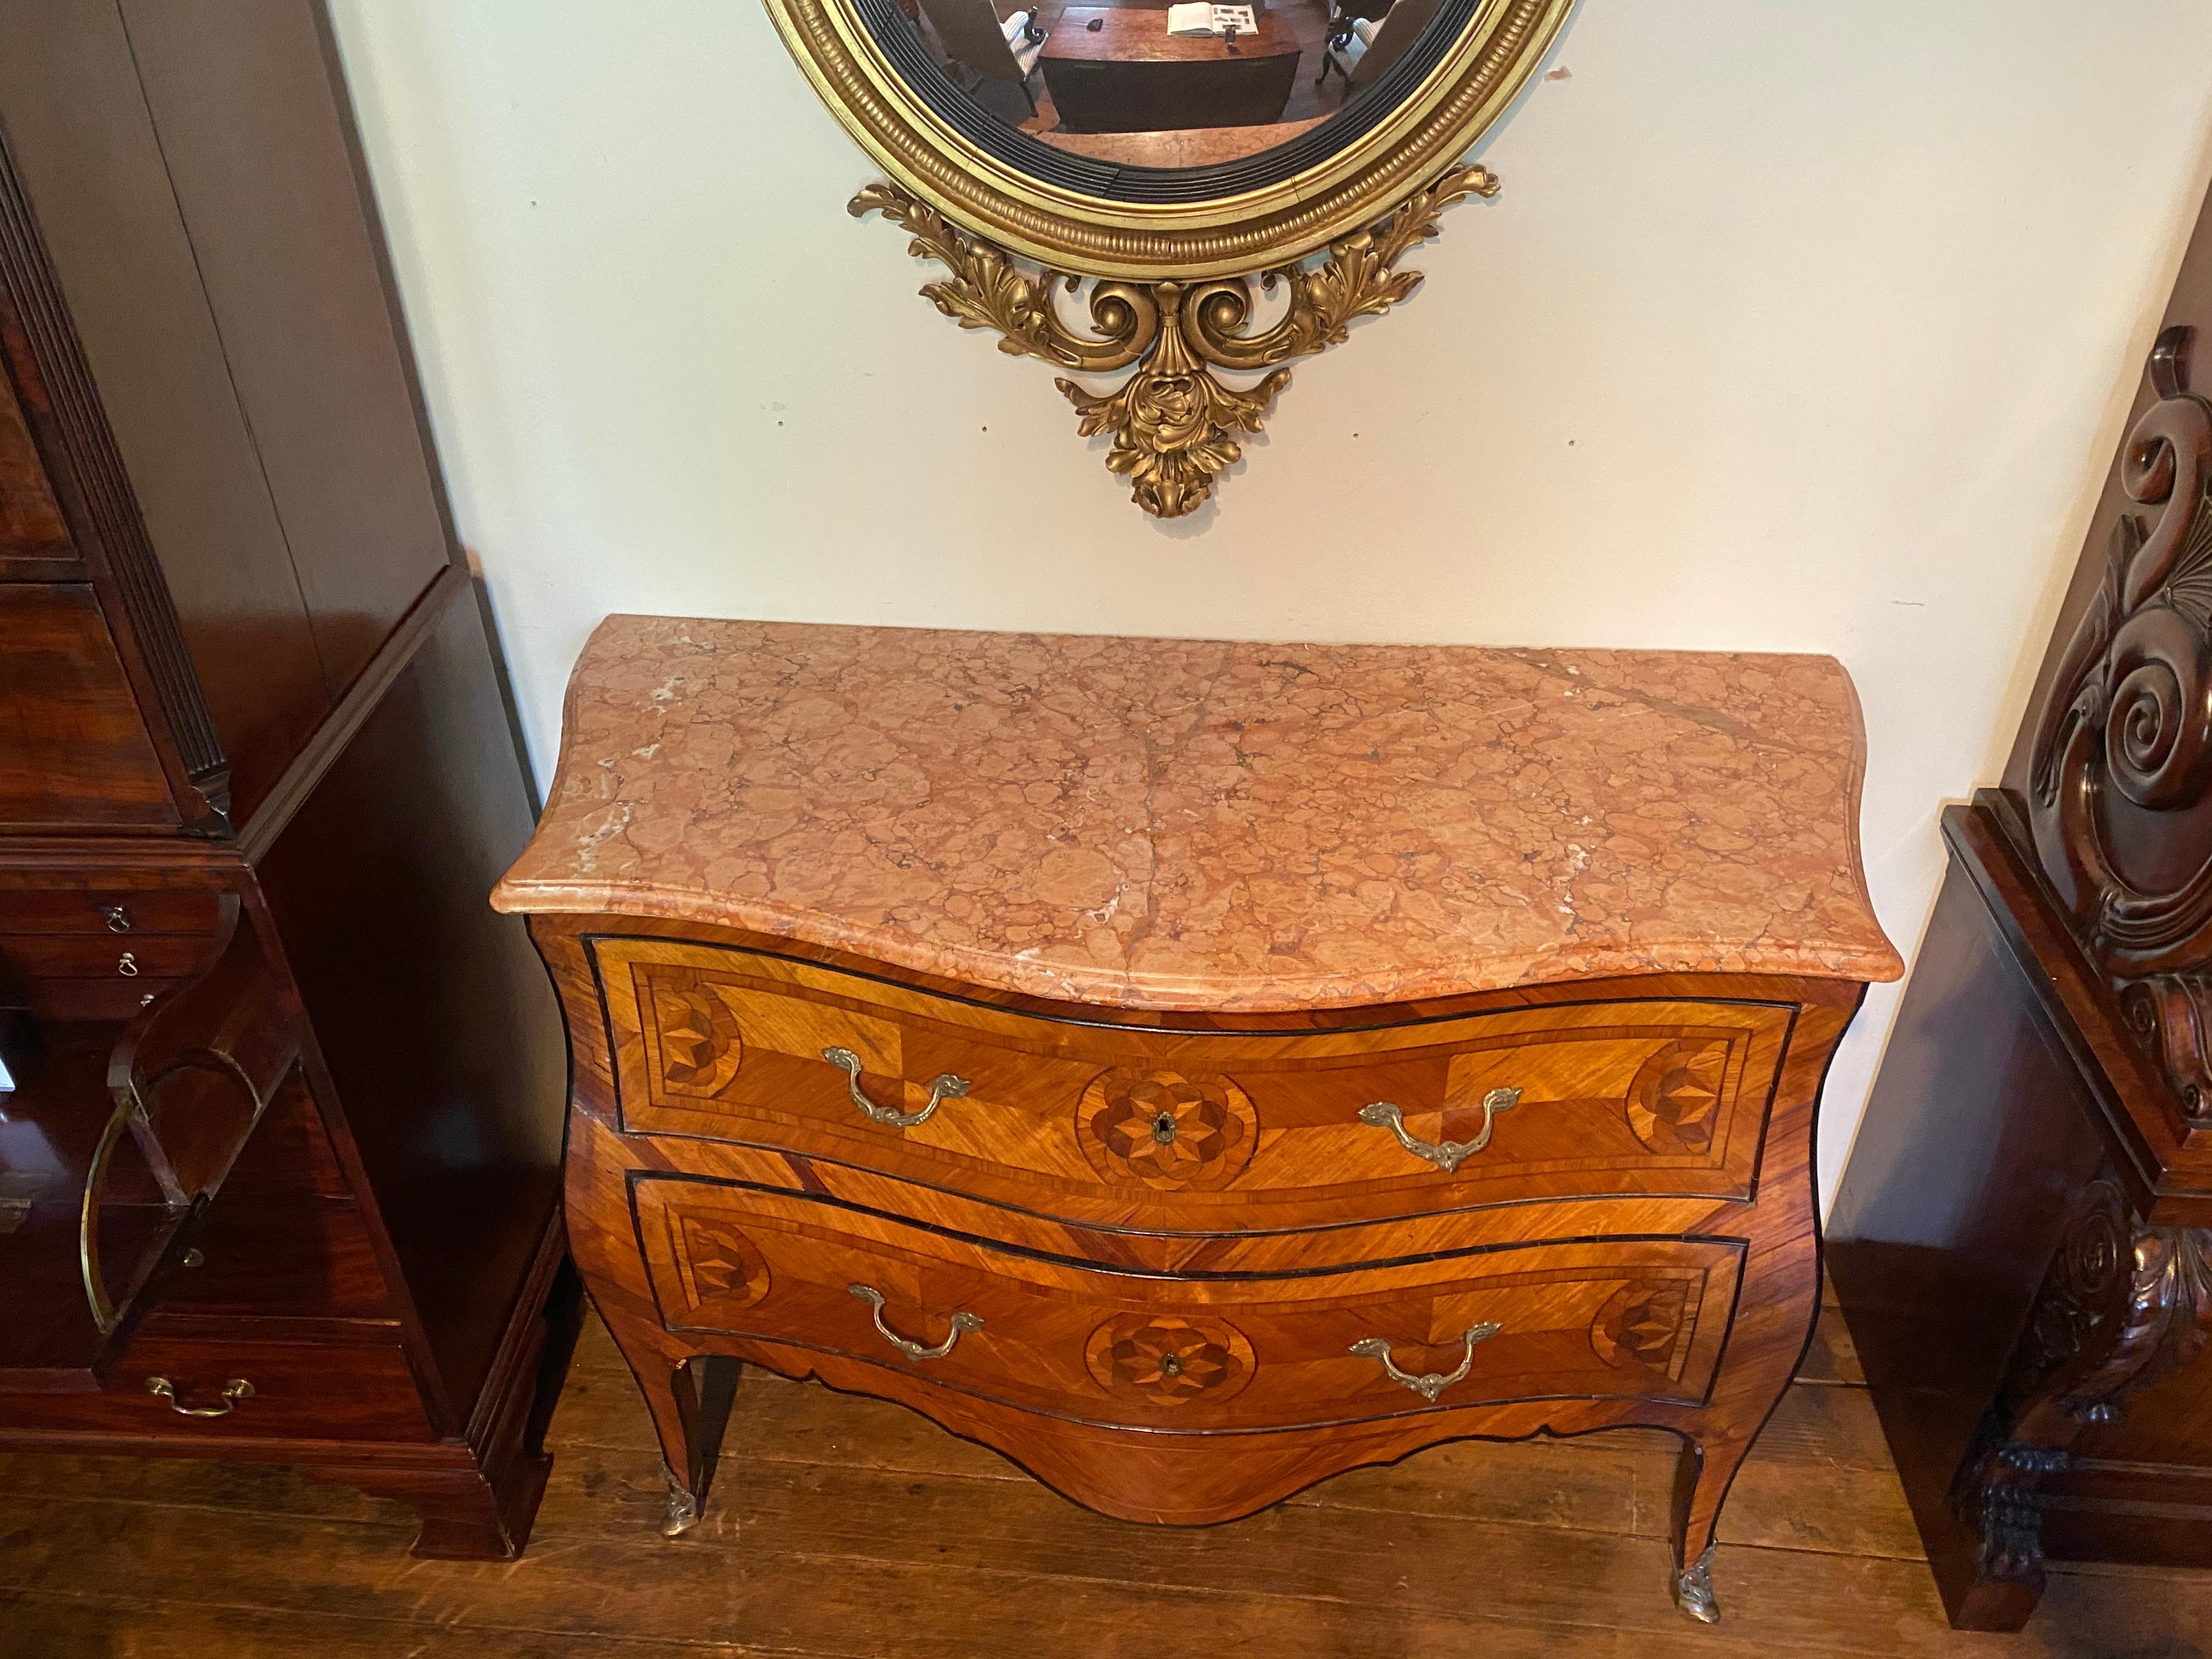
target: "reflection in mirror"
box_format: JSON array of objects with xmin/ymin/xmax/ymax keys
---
[{"xmin": 879, "ymin": 0, "xmax": 1454, "ymax": 171}]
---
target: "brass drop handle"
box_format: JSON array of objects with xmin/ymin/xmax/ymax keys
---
[
  {"xmin": 1351, "ymin": 1322, "xmax": 1502, "ymax": 1402},
  {"xmin": 1358, "ymin": 1087, "xmax": 1520, "ymax": 1173},
  {"xmin": 822, "ymin": 1047, "xmax": 970, "ymax": 1129},
  {"xmin": 849, "ymin": 1283, "xmax": 981, "ymax": 1362},
  {"xmin": 116, "ymin": 951, "xmax": 139, "ymax": 978},
  {"xmin": 104, "ymin": 906, "xmax": 132, "ymax": 933},
  {"xmin": 146, "ymin": 1376, "xmax": 254, "ymax": 1418}
]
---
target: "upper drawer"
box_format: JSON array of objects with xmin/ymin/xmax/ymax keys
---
[
  {"xmin": 1, "ymin": 890, "xmax": 223, "ymax": 936},
  {"xmin": 594, "ymin": 939, "xmax": 1793, "ymax": 1229},
  {"xmin": 633, "ymin": 1176, "xmax": 1742, "ymax": 1433}
]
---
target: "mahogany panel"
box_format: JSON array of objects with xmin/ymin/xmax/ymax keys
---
[
  {"xmin": 0, "ymin": 584, "xmax": 174, "ymax": 829},
  {"xmin": 214, "ymin": 1066, "xmax": 353, "ymax": 1201},
  {"xmin": 143, "ymin": 1197, "xmax": 399, "ymax": 1329},
  {"xmin": 0, "ymin": 0, "xmax": 328, "ymax": 818},
  {"xmin": 255, "ymin": 592, "xmax": 565, "ymax": 1424},
  {"xmin": 1827, "ymin": 856, "xmax": 2108, "ymax": 1630},
  {"xmin": 0, "ymin": 341, "xmax": 70, "ymax": 567},
  {"xmin": 117, "ymin": 0, "xmax": 455, "ymax": 696}
]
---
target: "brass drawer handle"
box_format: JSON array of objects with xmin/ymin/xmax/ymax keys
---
[
  {"xmin": 1351, "ymin": 1323, "xmax": 1502, "ymax": 1402},
  {"xmin": 849, "ymin": 1283, "xmax": 982, "ymax": 1361},
  {"xmin": 1358, "ymin": 1087, "xmax": 1520, "ymax": 1173},
  {"xmin": 117, "ymin": 951, "xmax": 139, "ymax": 978},
  {"xmin": 146, "ymin": 1376, "xmax": 254, "ymax": 1418},
  {"xmin": 104, "ymin": 905, "xmax": 132, "ymax": 933},
  {"xmin": 822, "ymin": 1047, "xmax": 970, "ymax": 1129}
]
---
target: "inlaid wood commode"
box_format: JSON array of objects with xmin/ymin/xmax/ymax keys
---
[{"xmin": 494, "ymin": 618, "xmax": 1901, "ymax": 1620}]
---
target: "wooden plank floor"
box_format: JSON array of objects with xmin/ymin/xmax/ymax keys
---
[{"xmin": 5, "ymin": 1291, "xmax": 2211, "ymax": 1657}]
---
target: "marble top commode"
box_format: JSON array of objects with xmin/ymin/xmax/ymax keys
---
[
  {"xmin": 501, "ymin": 612, "xmax": 1903, "ymax": 1624},
  {"xmin": 493, "ymin": 616, "xmax": 1900, "ymax": 1010}
]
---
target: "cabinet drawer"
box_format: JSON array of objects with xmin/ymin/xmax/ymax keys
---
[
  {"xmin": 0, "ymin": 1335, "xmax": 433, "ymax": 1443},
  {"xmin": 597, "ymin": 939, "xmax": 1791, "ymax": 1228},
  {"xmin": 634, "ymin": 1177, "xmax": 1741, "ymax": 1432},
  {"xmin": 0, "ymin": 889, "xmax": 223, "ymax": 936},
  {"xmin": 0, "ymin": 933, "xmax": 216, "ymax": 980}
]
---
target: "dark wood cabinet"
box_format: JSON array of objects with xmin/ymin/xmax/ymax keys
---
[
  {"xmin": 0, "ymin": 0, "xmax": 579, "ymax": 1559},
  {"xmin": 1830, "ymin": 180, "xmax": 2212, "ymax": 1630}
]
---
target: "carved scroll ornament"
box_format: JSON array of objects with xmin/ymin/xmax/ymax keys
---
[
  {"xmin": 850, "ymin": 165, "xmax": 1498, "ymax": 518},
  {"xmin": 2028, "ymin": 326, "xmax": 2212, "ymax": 1117}
]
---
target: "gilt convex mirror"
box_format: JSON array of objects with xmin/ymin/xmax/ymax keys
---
[{"xmin": 764, "ymin": 0, "xmax": 1571, "ymax": 515}]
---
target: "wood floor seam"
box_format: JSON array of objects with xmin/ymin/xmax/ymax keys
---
[{"xmin": 0, "ymin": 1583, "xmax": 874, "ymax": 1658}]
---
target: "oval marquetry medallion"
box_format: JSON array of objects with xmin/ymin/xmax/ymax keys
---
[
  {"xmin": 1085, "ymin": 1313, "xmax": 1256, "ymax": 1408},
  {"xmin": 1588, "ymin": 1282, "xmax": 1689, "ymax": 1372},
  {"xmin": 1076, "ymin": 1069, "xmax": 1256, "ymax": 1191},
  {"xmin": 651, "ymin": 980, "xmax": 746, "ymax": 1098},
  {"xmin": 672, "ymin": 1211, "xmax": 771, "ymax": 1313},
  {"xmin": 1623, "ymin": 1039, "xmax": 1728, "ymax": 1154}
]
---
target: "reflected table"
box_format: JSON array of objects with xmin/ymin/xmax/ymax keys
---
[{"xmin": 1039, "ymin": 6, "xmax": 1301, "ymax": 132}]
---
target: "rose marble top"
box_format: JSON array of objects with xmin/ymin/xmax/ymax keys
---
[{"xmin": 493, "ymin": 617, "xmax": 1903, "ymax": 1012}]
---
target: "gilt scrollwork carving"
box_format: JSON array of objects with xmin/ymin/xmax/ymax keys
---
[
  {"xmin": 2028, "ymin": 325, "xmax": 2212, "ymax": 1118},
  {"xmin": 850, "ymin": 166, "xmax": 1498, "ymax": 518},
  {"xmin": 1948, "ymin": 1171, "xmax": 2212, "ymax": 1597}
]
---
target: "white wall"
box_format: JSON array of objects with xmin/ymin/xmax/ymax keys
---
[{"xmin": 328, "ymin": 0, "xmax": 2212, "ymax": 1210}]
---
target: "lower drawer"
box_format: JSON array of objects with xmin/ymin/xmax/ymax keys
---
[
  {"xmin": 634, "ymin": 1177, "xmax": 1742, "ymax": 1432},
  {"xmin": 0, "ymin": 1335, "xmax": 435, "ymax": 1444}
]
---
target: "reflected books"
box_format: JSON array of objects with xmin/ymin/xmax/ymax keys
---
[{"xmin": 1166, "ymin": 3, "xmax": 1258, "ymax": 35}]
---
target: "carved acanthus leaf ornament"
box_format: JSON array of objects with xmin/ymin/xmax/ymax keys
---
[
  {"xmin": 850, "ymin": 166, "xmax": 1499, "ymax": 518},
  {"xmin": 1950, "ymin": 1171, "xmax": 2212, "ymax": 1596}
]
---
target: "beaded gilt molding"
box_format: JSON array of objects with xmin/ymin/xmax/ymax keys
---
[{"xmin": 852, "ymin": 165, "xmax": 1498, "ymax": 518}]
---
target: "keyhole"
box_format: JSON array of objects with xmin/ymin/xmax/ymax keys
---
[
  {"xmin": 1152, "ymin": 1112, "xmax": 1178, "ymax": 1145},
  {"xmin": 1159, "ymin": 1352, "xmax": 1184, "ymax": 1376}
]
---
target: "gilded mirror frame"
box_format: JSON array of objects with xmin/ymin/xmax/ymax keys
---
[{"xmin": 765, "ymin": 0, "xmax": 1574, "ymax": 512}]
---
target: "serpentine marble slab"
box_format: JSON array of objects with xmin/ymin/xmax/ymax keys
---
[{"xmin": 493, "ymin": 617, "xmax": 1902, "ymax": 1011}]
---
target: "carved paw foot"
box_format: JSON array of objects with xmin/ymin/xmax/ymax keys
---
[
  {"xmin": 662, "ymin": 1473, "xmax": 701, "ymax": 1538},
  {"xmin": 1673, "ymin": 1545, "xmax": 1719, "ymax": 1624}
]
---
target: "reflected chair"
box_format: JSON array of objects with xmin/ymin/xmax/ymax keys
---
[
  {"xmin": 1316, "ymin": 0, "xmax": 1390, "ymax": 85},
  {"xmin": 1318, "ymin": 0, "xmax": 1441, "ymax": 92},
  {"xmin": 916, "ymin": 0, "xmax": 1051, "ymax": 116}
]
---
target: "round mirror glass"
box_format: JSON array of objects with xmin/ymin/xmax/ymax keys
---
[{"xmin": 851, "ymin": 0, "xmax": 1492, "ymax": 195}]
